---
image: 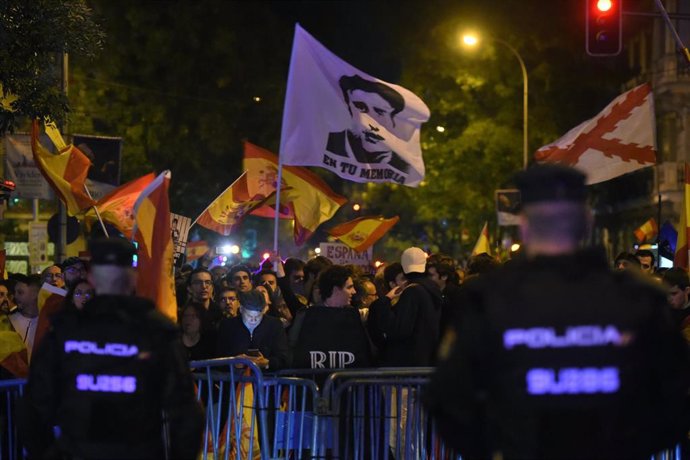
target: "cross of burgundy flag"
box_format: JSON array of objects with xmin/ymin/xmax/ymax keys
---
[{"xmin": 535, "ymin": 84, "xmax": 656, "ymax": 184}]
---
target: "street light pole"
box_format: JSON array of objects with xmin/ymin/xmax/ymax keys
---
[
  {"xmin": 462, "ymin": 34, "xmax": 529, "ymax": 169},
  {"xmin": 493, "ymin": 38, "xmax": 528, "ymax": 170}
]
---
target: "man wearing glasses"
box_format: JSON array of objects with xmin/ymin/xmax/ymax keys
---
[
  {"xmin": 41, "ymin": 265, "xmax": 64, "ymax": 289},
  {"xmin": 61, "ymin": 257, "xmax": 88, "ymax": 290}
]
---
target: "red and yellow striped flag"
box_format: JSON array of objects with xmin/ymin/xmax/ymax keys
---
[
  {"xmin": 31, "ymin": 120, "xmax": 95, "ymax": 215},
  {"xmin": 243, "ymin": 142, "xmax": 346, "ymax": 245},
  {"xmin": 327, "ymin": 216, "xmax": 399, "ymax": 253},
  {"xmin": 185, "ymin": 241, "xmax": 210, "ymax": 261},
  {"xmin": 133, "ymin": 171, "xmax": 176, "ymax": 321},
  {"xmin": 195, "ymin": 172, "xmax": 273, "ymax": 236},
  {"xmin": 0, "ymin": 331, "xmax": 28, "ymax": 378},
  {"xmin": 87, "ymin": 173, "xmax": 156, "ymax": 239},
  {"xmin": 675, "ymin": 164, "xmax": 690, "ymax": 269},
  {"xmin": 471, "ymin": 222, "xmax": 491, "ymax": 256},
  {"xmin": 34, "ymin": 283, "xmax": 67, "ymax": 354},
  {"xmin": 633, "ymin": 217, "xmax": 658, "ymax": 243}
]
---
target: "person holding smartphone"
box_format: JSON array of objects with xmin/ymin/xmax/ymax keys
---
[{"xmin": 216, "ymin": 289, "xmax": 288, "ymax": 371}]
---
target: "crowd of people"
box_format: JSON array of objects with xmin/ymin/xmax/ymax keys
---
[
  {"xmin": 173, "ymin": 247, "xmax": 457, "ymax": 371},
  {"xmin": 1, "ymin": 222, "xmax": 689, "ymax": 377},
  {"xmin": 2, "ymin": 164, "xmax": 690, "ymax": 458}
]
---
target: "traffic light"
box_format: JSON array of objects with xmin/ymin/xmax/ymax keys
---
[
  {"xmin": 0, "ymin": 179, "xmax": 15, "ymax": 202},
  {"xmin": 586, "ymin": 0, "xmax": 623, "ymax": 56}
]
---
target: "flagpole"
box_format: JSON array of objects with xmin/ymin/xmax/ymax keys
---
[
  {"xmin": 189, "ymin": 171, "xmax": 248, "ymax": 228},
  {"xmin": 274, "ymin": 24, "xmax": 301, "ymax": 255},
  {"xmin": 83, "ymin": 184, "xmax": 109, "ymax": 237},
  {"xmin": 273, "ymin": 161, "xmax": 284, "ymax": 254},
  {"xmin": 656, "ymin": 164, "xmax": 661, "ymax": 248}
]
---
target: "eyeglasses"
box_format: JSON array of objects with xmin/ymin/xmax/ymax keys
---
[
  {"xmin": 191, "ymin": 280, "xmax": 213, "ymax": 286},
  {"xmin": 220, "ymin": 296, "xmax": 238, "ymax": 303},
  {"xmin": 74, "ymin": 291, "xmax": 93, "ymax": 299},
  {"xmin": 64, "ymin": 266, "xmax": 85, "ymax": 273}
]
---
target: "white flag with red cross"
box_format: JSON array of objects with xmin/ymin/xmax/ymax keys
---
[{"xmin": 534, "ymin": 83, "xmax": 656, "ymax": 184}]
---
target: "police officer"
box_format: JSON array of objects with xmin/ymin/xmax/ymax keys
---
[
  {"xmin": 20, "ymin": 238, "xmax": 203, "ymax": 459},
  {"xmin": 426, "ymin": 165, "xmax": 690, "ymax": 459}
]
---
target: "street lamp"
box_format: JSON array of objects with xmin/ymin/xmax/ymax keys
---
[{"xmin": 462, "ymin": 32, "xmax": 528, "ymax": 169}]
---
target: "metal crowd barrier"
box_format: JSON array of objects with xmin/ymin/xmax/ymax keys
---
[
  {"xmin": 317, "ymin": 367, "xmax": 457, "ymax": 460},
  {"xmin": 0, "ymin": 365, "xmax": 685, "ymax": 460},
  {"xmin": 189, "ymin": 357, "xmax": 270, "ymax": 460},
  {"xmin": 0, "ymin": 379, "xmax": 25, "ymax": 460}
]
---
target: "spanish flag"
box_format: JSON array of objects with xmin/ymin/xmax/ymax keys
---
[
  {"xmin": 195, "ymin": 172, "xmax": 273, "ymax": 236},
  {"xmin": 87, "ymin": 173, "xmax": 156, "ymax": 239},
  {"xmin": 633, "ymin": 217, "xmax": 658, "ymax": 243},
  {"xmin": 675, "ymin": 164, "xmax": 690, "ymax": 269},
  {"xmin": 185, "ymin": 241, "xmax": 210, "ymax": 261},
  {"xmin": 0, "ymin": 331, "xmax": 28, "ymax": 378},
  {"xmin": 471, "ymin": 222, "xmax": 491, "ymax": 256},
  {"xmin": 328, "ymin": 216, "xmax": 399, "ymax": 253},
  {"xmin": 31, "ymin": 120, "xmax": 95, "ymax": 215},
  {"xmin": 132, "ymin": 171, "xmax": 177, "ymax": 321},
  {"xmin": 243, "ymin": 142, "xmax": 346, "ymax": 245},
  {"xmin": 34, "ymin": 283, "xmax": 66, "ymax": 353}
]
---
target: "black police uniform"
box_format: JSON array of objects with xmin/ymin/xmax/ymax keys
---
[
  {"xmin": 425, "ymin": 166, "xmax": 690, "ymax": 459},
  {"xmin": 20, "ymin": 239, "xmax": 203, "ymax": 459}
]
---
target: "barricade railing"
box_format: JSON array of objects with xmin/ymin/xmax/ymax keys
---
[
  {"xmin": 260, "ymin": 376, "xmax": 320, "ymax": 459},
  {"xmin": 0, "ymin": 379, "xmax": 26, "ymax": 460},
  {"xmin": 0, "ymin": 365, "xmax": 685, "ymax": 460},
  {"xmin": 189, "ymin": 357, "xmax": 269, "ymax": 460},
  {"xmin": 317, "ymin": 368, "xmax": 457, "ymax": 460}
]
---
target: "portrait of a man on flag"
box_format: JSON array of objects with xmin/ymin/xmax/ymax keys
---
[
  {"xmin": 326, "ymin": 75, "xmax": 410, "ymax": 175},
  {"xmin": 280, "ymin": 25, "xmax": 430, "ymax": 187}
]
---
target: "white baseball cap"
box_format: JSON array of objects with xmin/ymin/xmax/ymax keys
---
[{"xmin": 401, "ymin": 247, "xmax": 427, "ymax": 274}]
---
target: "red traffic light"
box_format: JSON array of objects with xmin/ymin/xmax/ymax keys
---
[
  {"xmin": 596, "ymin": 0, "xmax": 612, "ymax": 12},
  {"xmin": 586, "ymin": 0, "xmax": 622, "ymax": 56}
]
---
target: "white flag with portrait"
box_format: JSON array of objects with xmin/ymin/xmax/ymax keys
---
[{"xmin": 280, "ymin": 24, "xmax": 431, "ymax": 187}]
